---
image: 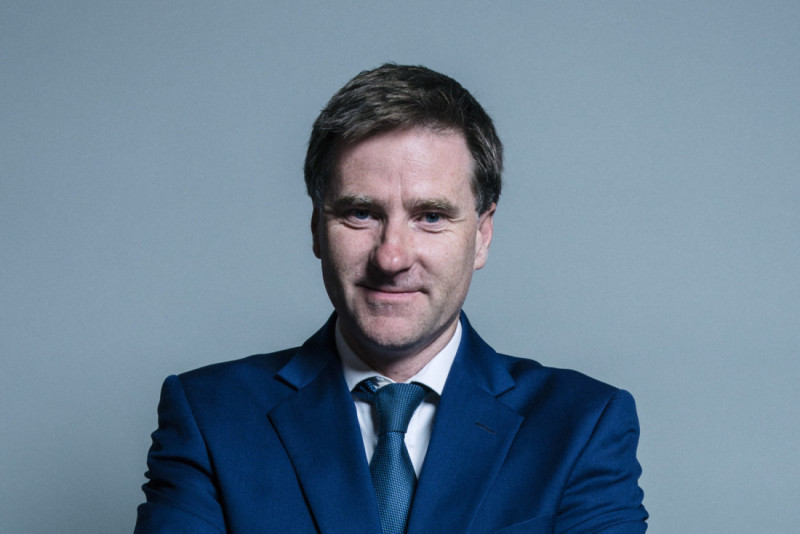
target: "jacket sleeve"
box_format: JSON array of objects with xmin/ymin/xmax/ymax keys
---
[
  {"xmin": 135, "ymin": 375, "xmax": 226, "ymax": 533},
  {"xmin": 555, "ymin": 389, "xmax": 648, "ymax": 533}
]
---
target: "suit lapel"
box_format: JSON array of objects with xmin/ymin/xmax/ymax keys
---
[
  {"xmin": 407, "ymin": 314, "xmax": 524, "ymax": 533},
  {"xmin": 267, "ymin": 318, "xmax": 382, "ymax": 534},
  {"xmin": 267, "ymin": 314, "xmax": 522, "ymax": 533}
]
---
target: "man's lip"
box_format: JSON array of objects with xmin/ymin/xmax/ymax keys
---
[{"xmin": 359, "ymin": 285, "xmax": 423, "ymax": 296}]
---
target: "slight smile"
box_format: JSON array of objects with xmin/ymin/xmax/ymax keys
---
[{"xmin": 359, "ymin": 285, "xmax": 424, "ymax": 302}]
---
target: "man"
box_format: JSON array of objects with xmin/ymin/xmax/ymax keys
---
[{"xmin": 135, "ymin": 64, "xmax": 648, "ymax": 533}]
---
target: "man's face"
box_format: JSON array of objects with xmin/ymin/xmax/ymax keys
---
[{"xmin": 312, "ymin": 127, "xmax": 495, "ymax": 363}]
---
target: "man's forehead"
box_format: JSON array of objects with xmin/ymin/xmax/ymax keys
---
[{"xmin": 327, "ymin": 127, "xmax": 477, "ymax": 201}]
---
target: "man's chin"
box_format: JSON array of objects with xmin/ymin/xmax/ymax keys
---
[
  {"xmin": 344, "ymin": 311, "xmax": 458, "ymax": 361},
  {"xmin": 345, "ymin": 316, "xmax": 426, "ymax": 355},
  {"xmin": 359, "ymin": 328, "xmax": 422, "ymax": 355}
]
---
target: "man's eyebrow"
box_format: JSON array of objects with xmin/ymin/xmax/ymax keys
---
[
  {"xmin": 326, "ymin": 195, "xmax": 460, "ymax": 214},
  {"xmin": 409, "ymin": 198, "xmax": 459, "ymax": 213},
  {"xmin": 327, "ymin": 195, "xmax": 375, "ymax": 210}
]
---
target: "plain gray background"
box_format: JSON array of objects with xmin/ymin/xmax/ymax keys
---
[{"xmin": 2, "ymin": 1, "xmax": 798, "ymax": 532}]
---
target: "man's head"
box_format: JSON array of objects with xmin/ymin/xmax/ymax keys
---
[
  {"xmin": 305, "ymin": 64, "xmax": 502, "ymax": 215},
  {"xmin": 306, "ymin": 65, "xmax": 503, "ymax": 378}
]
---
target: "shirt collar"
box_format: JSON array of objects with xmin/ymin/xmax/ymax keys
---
[{"xmin": 337, "ymin": 318, "xmax": 461, "ymax": 396}]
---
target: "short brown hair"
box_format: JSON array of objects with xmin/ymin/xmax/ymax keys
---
[{"xmin": 304, "ymin": 64, "xmax": 503, "ymax": 213}]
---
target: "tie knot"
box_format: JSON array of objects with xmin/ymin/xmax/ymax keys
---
[{"xmin": 357, "ymin": 380, "xmax": 427, "ymax": 434}]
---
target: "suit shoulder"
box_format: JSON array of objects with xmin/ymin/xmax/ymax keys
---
[
  {"xmin": 183, "ymin": 347, "xmax": 297, "ymax": 377},
  {"xmin": 153, "ymin": 347, "xmax": 318, "ymax": 424},
  {"xmin": 495, "ymin": 352, "xmax": 630, "ymax": 410},
  {"xmin": 171, "ymin": 347, "xmax": 300, "ymax": 401}
]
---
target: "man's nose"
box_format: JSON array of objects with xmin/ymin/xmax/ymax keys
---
[{"xmin": 371, "ymin": 220, "xmax": 414, "ymax": 275}]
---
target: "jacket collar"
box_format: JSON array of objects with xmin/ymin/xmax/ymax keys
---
[
  {"xmin": 269, "ymin": 312, "xmax": 523, "ymax": 533},
  {"xmin": 269, "ymin": 314, "xmax": 382, "ymax": 533},
  {"xmin": 408, "ymin": 312, "xmax": 524, "ymax": 532}
]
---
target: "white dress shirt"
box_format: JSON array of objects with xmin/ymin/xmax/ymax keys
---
[{"xmin": 337, "ymin": 319, "xmax": 461, "ymax": 476}]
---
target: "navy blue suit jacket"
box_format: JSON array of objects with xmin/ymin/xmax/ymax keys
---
[{"xmin": 136, "ymin": 314, "xmax": 647, "ymax": 533}]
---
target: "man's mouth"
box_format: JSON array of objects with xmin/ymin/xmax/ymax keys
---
[{"xmin": 359, "ymin": 284, "xmax": 423, "ymax": 301}]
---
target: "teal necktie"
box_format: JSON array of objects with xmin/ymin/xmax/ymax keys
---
[{"xmin": 357, "ymin": 379, "xmax": 427, "ymax": 534}]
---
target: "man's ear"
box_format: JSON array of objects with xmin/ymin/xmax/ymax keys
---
[
  {"xmin": 311, "ymin": 208, "xmax": 321, "ymax": 259},
  {"xmin": 473, "ymin": 203, "xmax": 496, "ymax": 271}
]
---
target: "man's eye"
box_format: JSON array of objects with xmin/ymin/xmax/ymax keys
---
[
  {"xmin": 423, "ymin": 212, "xmax": 442, "ymax": 224},
  {"xmin": 351, "ymin": 209, "xmax": 371, "ymax": 220}
]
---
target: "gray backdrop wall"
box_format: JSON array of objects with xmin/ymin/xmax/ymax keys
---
[{"xmin": 2, "ymin": 1, "xmax": 798, "ymax": 532}]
